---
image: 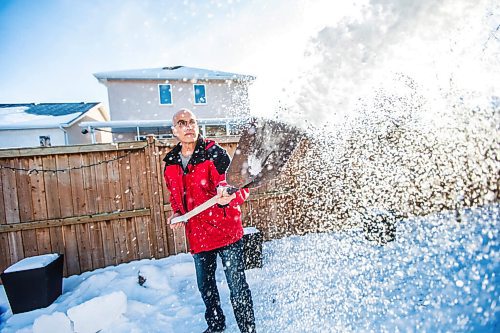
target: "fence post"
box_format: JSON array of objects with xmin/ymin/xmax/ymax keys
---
[{"xmin": 144, "ymin": 135, "xmax": 169, "ymax": 258}]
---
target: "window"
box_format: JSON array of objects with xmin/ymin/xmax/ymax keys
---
[
  {"xmin": 193, "ymin": 84, "xmax": 207, "ymax": 104},
  {"xmin": 158, "ymin": 84, "xmax": 173, "ymax": 105},
  {"xmin": 39, "ymin": 136, "xmax": 51, "ymax": 147}
]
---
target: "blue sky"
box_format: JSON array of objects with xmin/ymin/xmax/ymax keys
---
[
  {"xmin": 1, "ymin": 0, "xmax": 497, "ymax": 122},
  {"xmin": 0, "ymin": 0, "xmax": 326, "ymax": 112}
]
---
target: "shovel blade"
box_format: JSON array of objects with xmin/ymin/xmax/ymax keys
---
[{"xmin": 227, "ymin": 118, "xmax": 303, "ymax": 189}]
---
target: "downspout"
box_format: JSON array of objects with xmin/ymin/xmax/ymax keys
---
[{"xmin": 59, "ymin": 125, "xmax": 68, "ymax": 145}]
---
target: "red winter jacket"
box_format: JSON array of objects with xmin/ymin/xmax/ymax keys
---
[{"xmin": 163, "ymin": 136, "xmax": 249, "ymax": 254}]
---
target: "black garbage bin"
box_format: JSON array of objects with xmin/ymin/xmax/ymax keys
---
[
  {"xmin": 1, "ymin": 253, "xmax": 64, "ymax": 314},
  {"xmin": 242, "ymin": 227, "xmax": 263, "ymax": 270}
]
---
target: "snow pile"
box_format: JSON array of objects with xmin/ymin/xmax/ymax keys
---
[
  {"xmin": 137, "ymin": 265, "xmax": 172, "ymax": 290},
  {"xmin": 0, "ymin": 205, "xmax": 498, "ymax": 332}
]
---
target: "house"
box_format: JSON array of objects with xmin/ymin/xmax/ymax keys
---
[
  {"xmin": 0, "ymin": 103, "xmax": 110, "ymax": 149},
  {"xmin": 85, "ymin": 66, "xmax": 255, "ymax": 142}
]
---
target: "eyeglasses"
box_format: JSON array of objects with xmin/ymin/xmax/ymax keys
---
[{"xmin": 176, "ymin": 119, "xmax": 197, "ymax": 129}]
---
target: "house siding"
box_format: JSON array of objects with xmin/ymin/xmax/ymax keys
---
[
  {"xmin": 105, "ymin": 80, "xmax": 251, "ymax": 121},
  {"xmin": 0, "ymin": 128, "xmax": 65, "ymax": 149}
]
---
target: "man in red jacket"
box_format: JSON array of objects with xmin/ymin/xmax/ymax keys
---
[{"xmin": 163, "ymin": 109, "xmax": 256, "ymax": 333}]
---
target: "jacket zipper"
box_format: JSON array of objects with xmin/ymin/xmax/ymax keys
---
[{"xmin": 181, "ymin": 165, "xmax": 188, "ymax": 212}]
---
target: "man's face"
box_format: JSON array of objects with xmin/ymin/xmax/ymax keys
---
[{"xmin": 173, "ymin": 111, "xmax": 199, "ymax": 144}]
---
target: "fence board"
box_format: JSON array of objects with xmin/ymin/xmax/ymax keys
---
[
  {"xmin": 21, "ymin": 229, "xmax": 38, "ymax": 257},
  {"xmin": 75, "ymin": 223, "xmax": 93, "ymax": 272},
  {"xmin": 145, "ymin": 206, "xmax": 159, "ymax": 258},
  {"xmin": 0, "ymin": 233, "xmax": 11, "ymax": 269},
  {"xmin": 35, "ymin": 228, "xmax": 52, "ymax": 255},
  {"xmin": 43, "ymin": 156, "xmax": 61, "ymax": 219},
  {"xmin": 62, "ymin": 225, "xmax": 80, "ymax": 276},
  {"xmin": 89, "ymin": 222, "xmax": 105, "ymax": 269},
  {"xmin": 161, "ymin": 167, "xmax": 176, "ymax": 255},
  {"xmin": 0, "ymin": 161, "xmax": 6, "ymax": 224},
  {"xmin": 49, "ymin": 226, "xmax": 67, "ymax": 276},
  {"xmin": 119, "ymin": 155, "xmax": 134, "ymax": 211},
  {"xmin": 56, "ymin": 155, "xmax": 74, "ymax": 218},
  {"xmin": 129, "ymin": 151, "xmax": 144, "ymax": 209},
  {"xmin": 30, "ymin": 156, "xmax": 48, "ymax": 221},
  {"xmin": 164, "ymin": 211, "xmax": 176, "ymax": 255},
  {"xmin": 94, "ymin": 152, "xmax": 111, "ymax": 213},
  {"xmin": 124, "ymin": 155, "xmax": 134, "ymax": 211},
  {"xmin": 15, "ymin": 158, "xmax": 34, "ymax": 222},
  {"xmin": 2, "ymin": 160, "xmax": 20, "ymax": 223},
  {"xmin": 69, "ymin": 154, "xmax": 87, "ymax": 216},
  {"xmin": 142, "ymin": 150, "xmax": 151, "ymax": 205},
  {"xmin": 144, "ymin": 142, "xmax": 160, "ymax": 257},
  {"xmin": 100, "ymin": 220, "xmax": 117, "ymax": 267},
  {"xmin": 134, "ymin": 216, "xmax": 152, "ymax": 260},
  {"xmin": 82, "ymin": 153, "xmax": 98, "ymax": 215},
  {"xmin": 125, "ymin": 217, "xmax": 138, "ymax": 262},
  {"xmin": 151, "ymin": 140, "xmax": 168, "ymax": 257},
  {"xmin": 7, "ymin": 232, "xmax": 24, "ymax": 264},
  {"xmin": 138, "ymin": 150, "xmax": 151, "ymax": 206},
  {"xmin": 106, "ymin": 152, "xmax": 122, "ymax": 212},
  {"xmin": 172, "ymin": 226, "xmax": 187, "ymax": 254},
  {"xmin": 112, "ymin": 218, "xmax": 128, "ymax": 264}
]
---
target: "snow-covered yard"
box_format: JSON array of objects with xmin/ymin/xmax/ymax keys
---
[{"xmin": 1, "ymin": 205, "xmax": 498, "ymax": 332}]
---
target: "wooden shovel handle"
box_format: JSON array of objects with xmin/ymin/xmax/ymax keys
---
[{"xmin": 169, "ymin": 186, "xmax": 239, "ymax": 224}]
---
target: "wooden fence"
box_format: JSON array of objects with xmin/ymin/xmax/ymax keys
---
[{"xmin": 0, "ymin": 136, "xmax": 289, "ymax": 278}]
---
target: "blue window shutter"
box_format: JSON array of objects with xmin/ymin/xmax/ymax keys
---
[
  {"xmin": 194, "ymin": 84, "xmax": 206, "ymax": 104},
  {"xmin": 159, "ymin": 84, "xmax": 172, "ymax": 105}
]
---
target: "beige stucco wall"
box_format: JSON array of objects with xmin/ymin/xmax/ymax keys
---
[
  {"xmin": 103, "ymin": 79, "xmax": 251, "ymax": 121},
  {"xmin": 68, "ymin": 106, "xmax": 111, "ymax": 145}
]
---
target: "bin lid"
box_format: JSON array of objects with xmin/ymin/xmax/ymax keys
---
[{"xmin": 3, "ymin": 254, "xmax": 60, "ymax": 273}]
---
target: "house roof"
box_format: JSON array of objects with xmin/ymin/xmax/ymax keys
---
[
  {"xmin": 93, "ymin": 66, "xmax": 256, "ymax": 82},
  {"xmin": 0, "ymin": 102, "xmax": 101, "ymax": 130}
]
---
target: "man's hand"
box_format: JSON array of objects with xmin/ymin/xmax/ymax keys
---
[
  {"xmin": 167, "ymin": 211, "xmax": 185, "ymax": 230},
  {"xmin": 216, "ymin": 186, "xmax": 237, "ymax": 206}
]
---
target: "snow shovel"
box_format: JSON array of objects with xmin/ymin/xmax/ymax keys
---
[{"xmin": 170, "ymin": 118, "xmax": 303, "ymax": 224}]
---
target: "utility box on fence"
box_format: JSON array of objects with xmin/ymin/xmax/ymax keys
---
[
  {"xmin": 242, "ymin": 227, "xmax": 263, "ymax": 270},
  {"xmin": 1, "ymin": 253, "xmax": 64, "ymax": 314},
  {"xmin": 362, "ymin": 210, "xmax": 398, "ymax": 245}
]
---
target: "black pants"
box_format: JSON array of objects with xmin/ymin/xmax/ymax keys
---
[{"xmin": 193, "ymin": 239, "xmax": 256, "ymax": 333}]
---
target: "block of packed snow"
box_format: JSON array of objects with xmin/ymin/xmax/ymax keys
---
[
  {"xmin": 3, "ymin": 254, "xmax": 59, "ymax": 273},
  {"xmin": 33, "ymin": 311, "xmax": 72, "ymax": 333},
  {"xmin": 0, "ymin": 253, "xmax": 64, "ymax": 314},
  {"xmin": 67, "ymin": 291, "xmax": 127, "ymax": 333}
]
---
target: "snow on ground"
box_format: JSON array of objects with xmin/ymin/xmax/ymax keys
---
[{"xmin": 0, "ymin": 205, "xmax": 498, "ymax": 332}]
